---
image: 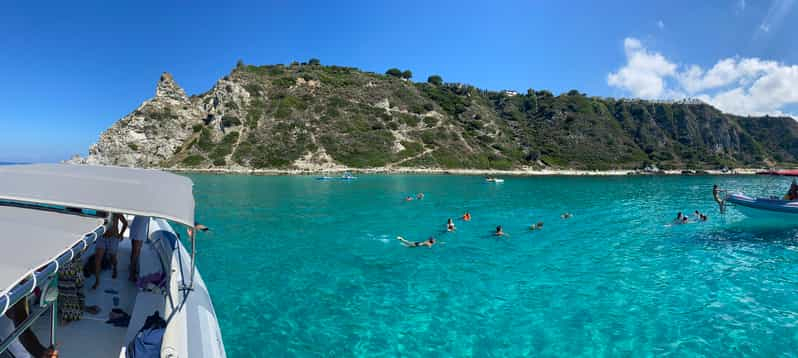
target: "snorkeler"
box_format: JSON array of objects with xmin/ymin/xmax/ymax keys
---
[
  {"xmin": 397, "ymin": 236, "xmax": 436, "ymax": 248},
  {"xmin": 530, "ymin": 222, "xmax": 544, "ymax": 230},
  {"xmin": 447, "ymin": 218, "xmax": 456, "ymax": 232},
  {"xmin": 462, "ymin": 212, "xmax": 472, "ymax": 221}
]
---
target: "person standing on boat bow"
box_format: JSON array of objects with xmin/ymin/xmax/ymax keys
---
[{"xmin": 92, "ymin": 213, "xmax": 128, "ymax": 289}]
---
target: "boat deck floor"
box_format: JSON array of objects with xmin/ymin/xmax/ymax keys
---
[{"xmin": 32, "ymin": 239, "xmax": 138, "ymax": 358}]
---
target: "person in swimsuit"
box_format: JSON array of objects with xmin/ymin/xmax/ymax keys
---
[
  {"xmin": 416, "ymin": 193, "xmax": 425, "ymax": 200},
  {"xmin": 397, "ymin": 236, "xmax": 436, "ymax": 248},
  {"xmin": 530, "ymin": 222, "xmax": 544, "ymax": 230},
  {"xmin": 447, "ymin": 218, "xmax": 456, "ymax": 232},
  {"xmin": 495, "ymin": 225, "xmax": 505, "ymax": 236},
  {"xmin": 462, "ymin": 212, "xmax": 471, "ymax": 221},
  {"xmin": 92, "ymin": 213, "xmax": 128, "ymax": 289},
  {"xmin": 560, "ymin": 213, "xmax": 572, "ymax": 219}
]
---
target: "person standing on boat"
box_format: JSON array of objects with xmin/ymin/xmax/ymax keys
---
[
  {"xmin": 712, "ymin": 185, "xmax": 725, "ymax": 213},
  {"xmin": 92, "ymin": 213, "xmax": 128, "ymax": 289},
  {"xmin": 129, "ymin": 216, "xmax": 150, "ymax": 282}
]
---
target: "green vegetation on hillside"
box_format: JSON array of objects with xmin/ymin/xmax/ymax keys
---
[{"xmin": 143, "ymin": 61, "xmax": 798, "ymax": 170}]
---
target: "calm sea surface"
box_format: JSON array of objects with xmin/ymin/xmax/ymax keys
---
[{"xmin": 188, "ymin": 174, "xmax": 798, "ymax": 357}]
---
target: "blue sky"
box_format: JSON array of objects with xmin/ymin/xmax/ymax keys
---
[{"xmin": 1, "ymin": 0, "xmax": 796, "ymax": 162}]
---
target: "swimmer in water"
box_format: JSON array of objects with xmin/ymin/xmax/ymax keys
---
[
  {"xmin": 530, "ymin": 222, "xmax": 544, "ymax": 230},
  {"xmin": 397, "ymin": 236, "xmax": 435, "ymax": 248},
  {"xmin": 495, "ymin": 225, "xmax": 505, "ymax": 236},
  {"xmin": 560, "ymin": 213, "xmax": 572, "ymax": 219},
  {"xmin": 674, "ymin": 212, "xmax": 685, "ymax": 225},
  {"xmin": 416, "ymin": 193, "xmax": 425, "ymax": 200},
  {"xmin": 405, "ymin": 196, "xmax": 414, "ymax": 202},
  {"xmin": 462, "ymin": 212, "xmax": 471, "ymax": 221},
  {"xmin": 447, "ymin": 218, "xmax": 456, "ymax": 232}
]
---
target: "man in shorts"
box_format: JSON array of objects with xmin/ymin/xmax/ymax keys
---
[
  {"xmin": 92, "ymin": 213, "xmax": 127, "ymax": 289},
  {"xmin": 128, "ymin": 216, "xmax": 150, "ymax": 282}
]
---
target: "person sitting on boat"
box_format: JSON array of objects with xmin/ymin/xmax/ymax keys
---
[
  {"xmin": 1, "ymin": 300, "xmax": 52, "ymax": 358},
  {"xmin": 397, "ymin": 236, "xmax": 436, "ymax": 248},
  {"xmin": 447, "ymin": 218, "xmax": 456, "ymax": 232},
  {"xmin": 462, "ymin": 212, "xmax": 471, "ymax": 221},
  {"xmin": 495, "ymin": 225, "xmax": 506, "ymax": 236},
  {"xmin": 92, "ymin": 212, "xmax": 128, "ymax": 289},
  {"xmin": 784, "ymin": 180, "xmax": 798, "ymax": 201},
  {"xmin": 530, "ymin": 222, "xmax": 544, "ymax": 230}
]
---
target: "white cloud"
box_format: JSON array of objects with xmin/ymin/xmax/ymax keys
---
[
  {"xmin": 757, "ymin": 0, "xmax": 795, "ymax": 35},
  {"xmin": 657, "ymin": 20, "xmax": 665, "ymax": 30},
  {"xmin": 737, "ymin": 0, "xmax": 746, "ymax": 12},
  {"xmin": 607, "ymin": 38, "xmax": 676, "ymax": 99},
  {"xmin": 607, "ymin": 37, "xmax": 798, "ymax": 117}
]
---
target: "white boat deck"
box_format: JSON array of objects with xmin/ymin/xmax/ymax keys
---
[{"xmin": 31, "ymin": 236, "xmax": 156, "ymax": 358}]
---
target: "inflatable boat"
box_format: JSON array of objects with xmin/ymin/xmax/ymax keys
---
[{"xmin": 725, "ymin": 193, "xmax": 798, "ymax": 219}]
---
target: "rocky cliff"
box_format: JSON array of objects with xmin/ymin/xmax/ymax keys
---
[{"xmin": 71, "ymin": 62, "xmax": 798, "ymax": 170}]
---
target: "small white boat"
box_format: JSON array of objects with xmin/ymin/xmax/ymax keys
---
[
  {"xmin": 720, "ymin": 170, "xmax": 798, "ymax": 222},
  {"xmin": 725, "ymin": 193, "xmax": 798, "ymax": 219},
  {"xmin": 485, "ymin": 177, "xmax": 504, "ymax": 183},
  {"xmin": 0, "ymin": 164, "xmax": 225, "ymax": 357}
]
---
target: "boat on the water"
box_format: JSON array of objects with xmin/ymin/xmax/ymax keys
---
[
  {"xmin": 725, "ymin": 193, "xmax": 798, "ymax": 219},
  {"xmin": 485, "ymin": 177, "xmax": 504, "ymax": 183},
  {"xmin": 316, "ymin": 172, "xmax": 357, "ymax": 181},
  {"xmin": 0, "ymin": 164, "xmax": 225, "ymax": 357},
  {"xmin": 721, "ymin": 169, "xmax": 798, "ymax": 220}
]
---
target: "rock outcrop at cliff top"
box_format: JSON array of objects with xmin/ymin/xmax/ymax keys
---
[{"xmin": 71, "ymin": 62, "xmax": 798, "ymax": 170}]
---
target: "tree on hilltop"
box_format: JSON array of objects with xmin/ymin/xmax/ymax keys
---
[
  {"xmin": 427, "ymin": 75, "xmax": 443, "ymax": 85},
  {"xmin": 386, "ymin": 68, "xmax": 402, "ymax": 77},
  {"xmin": 401, "ymin": 70, "xmax": 413, "ymax": 79}
]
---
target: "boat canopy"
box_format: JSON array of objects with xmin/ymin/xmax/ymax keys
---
[
  {"xmin": 757, "ymin": 169, "xmax": 798, "ymax": 177},
  {"xmin": 0, "ymin": 206, "xmax": 103, "ymax": 294},
  {"xmin": 0, "ymin": 164, "xmax": 195, "ymax": 227}
]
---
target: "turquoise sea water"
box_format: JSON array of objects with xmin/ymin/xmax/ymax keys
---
[{"xmin": 189, "ymin": 174, "xmax": 798, "ymax": 357}]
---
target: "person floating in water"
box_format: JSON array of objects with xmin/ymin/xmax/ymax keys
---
[
  {"xmin": 397, "ymin": 236, "xmax": 435, "ymax": 248},
  {"xmin": 693, "ymin": 210, "xmax": 703, "ymax": 220},
  {"xmin": 416, "ymin": 193, "xmax": 425, "ymax": 200},
  {"xmin": 530, "ymin": 222, "xmax": 544, "ymax": 230},
  {"xmin": 784, "ymin": 180, "xmax": 798, "ymax": 201},
  {"xmin": 462, "ymin": 212, "xmax": 472, "ymax": 221},
  {"xmin": 495, "ymin": 225, "xmax": 506, "ymax": 236},
  {"xmin": 404, "ymin": 196, "xmax": 414, "ymax": 202},
  {"xmin": 447, "ymin": 218, "xmax": 456, "ymax": 232},
  {"xmin": 699, "ymin": 214, "xmax": 708, "ymax": 221},
  {"xmin": 674, "ymin": 212, "xmax": 687, "ymax": 225},
  {"xmin": 560, "ymin": 213, "xmax": 572, "ymax": 219}
]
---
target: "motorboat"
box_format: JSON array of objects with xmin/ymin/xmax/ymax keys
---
[
  {"xmin": 724, "ymin": 193, "xmax": 798, "ymax": 219},
  {"xmin": 485, "ymin": 177, "xmax": 504, "ymax": 183},
  {"xmin": 0, "ymin": 164, "xmax": 225, "ymax": 357},
  {"xmin": 720, "ymin": 169, "xmax": 798, "ymax": 220}
]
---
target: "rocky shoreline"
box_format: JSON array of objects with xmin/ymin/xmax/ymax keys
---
[{"xmin": 164, "ymin": 165, "xmax": 764, "ymax": 176}]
